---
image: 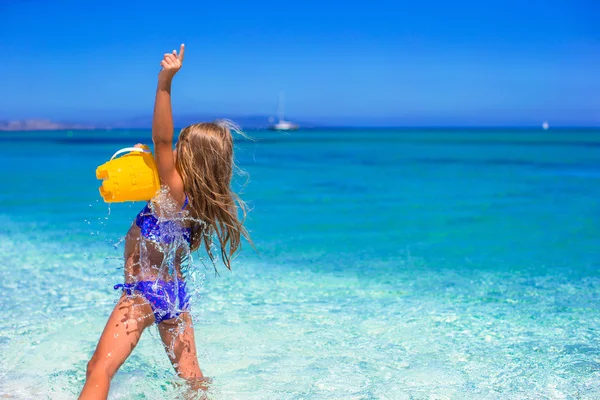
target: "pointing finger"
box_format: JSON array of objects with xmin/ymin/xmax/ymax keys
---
[{"xmin": 178, "ymin": 44, "xmax": 185, "ymax": 62}]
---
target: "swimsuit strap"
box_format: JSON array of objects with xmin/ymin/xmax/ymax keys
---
[
  {"xmin": 114, "ymin": 283, "xmax": 135, "ymax": 290},
  {"xmin": 114, "ymin": 283, "xmax": 137, "ymax": 296}
]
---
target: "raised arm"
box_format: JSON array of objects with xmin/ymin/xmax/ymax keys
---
[{"xmin": 152, "ymin": 44, "xmax": 186, "ymax": 203}]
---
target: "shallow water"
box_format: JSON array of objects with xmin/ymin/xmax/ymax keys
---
[{"xmin": 1, "ymin": 128, "xmax": 600, "ymax": 399}]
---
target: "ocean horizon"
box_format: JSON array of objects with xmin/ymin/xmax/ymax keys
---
[{"xmin": 2, "ymin": 125, "xmax": 600, "ymax": 131}]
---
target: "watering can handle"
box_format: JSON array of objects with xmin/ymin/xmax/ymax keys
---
[{"xmin": 110, "ymin": 147, "xmax": 150, "ymax": 160}]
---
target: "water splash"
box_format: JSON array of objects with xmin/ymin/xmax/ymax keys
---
[{"xmin": 119, "ymin": 186, "xmax": 218, "ymax": 380}]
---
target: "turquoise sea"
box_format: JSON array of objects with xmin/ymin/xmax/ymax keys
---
[{"xmin": 1, "ymin": 128, "xmax": 599, "ymax": 399}]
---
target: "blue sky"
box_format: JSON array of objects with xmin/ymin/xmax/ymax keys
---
[{"xmin": 0, "ymin": 0, "xmax": 598, "ymax": 126}]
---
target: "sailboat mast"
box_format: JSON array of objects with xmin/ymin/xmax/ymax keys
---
[{"xmin": 278, "ymin": 91, "xmax": 285, "ymax": 123}]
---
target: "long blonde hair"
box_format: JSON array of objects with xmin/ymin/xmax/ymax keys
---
[{"xmin": 175, "ymin": 120, "xmax": 251, "ymax": 271}]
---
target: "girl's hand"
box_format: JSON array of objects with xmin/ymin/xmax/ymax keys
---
[{"xmin": 159, "ymin": 44, "xmax": 185, "ymax": 81}]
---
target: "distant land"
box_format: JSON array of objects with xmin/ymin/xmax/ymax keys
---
[
  {"xmin": 0, "ymin": 115, "xmax": 317, "ymax": 131},
  {"xmin": 0, "ymin": 120, "xmax": 96, "ymax": 131}
]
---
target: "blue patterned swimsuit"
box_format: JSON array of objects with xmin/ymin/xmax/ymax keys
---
[{"xmin": 115, "ymin": 196, "xmax": 192, "ymax": 323}]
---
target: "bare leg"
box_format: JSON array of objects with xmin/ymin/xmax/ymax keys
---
[
  {"xmin": 79, "ymin": 294, "xmax": 155, "ymax": 400},
  {"xmin": 158, "ymin": 313, "xmax": 209, "ymax": 393}
]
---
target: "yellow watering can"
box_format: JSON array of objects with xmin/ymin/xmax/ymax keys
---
[{"xmin": 96, "ymin": 145, "xmax": 160, "ymax": 203}]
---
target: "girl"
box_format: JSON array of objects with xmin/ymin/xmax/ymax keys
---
[{"xmin": 79, "ymin": 44, "xmax": 250, "ymax": 399}]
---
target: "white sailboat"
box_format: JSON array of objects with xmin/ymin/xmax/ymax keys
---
[
  {"xmin": 270, "ymin": 92, "xmax": 298, "ymax": 131},
  {"xmin": 542, "ymin": 121, "xmax": 549, "ymax": 130}
]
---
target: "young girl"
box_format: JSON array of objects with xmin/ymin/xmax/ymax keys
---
[{"xmin": 79, "ymin": 44, "xmax": 250, "ymax": 399}]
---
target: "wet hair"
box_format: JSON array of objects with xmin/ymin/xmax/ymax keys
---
[{"xmin": 175, "ymin": 119, "xmax": 251, "ymax": 271}]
